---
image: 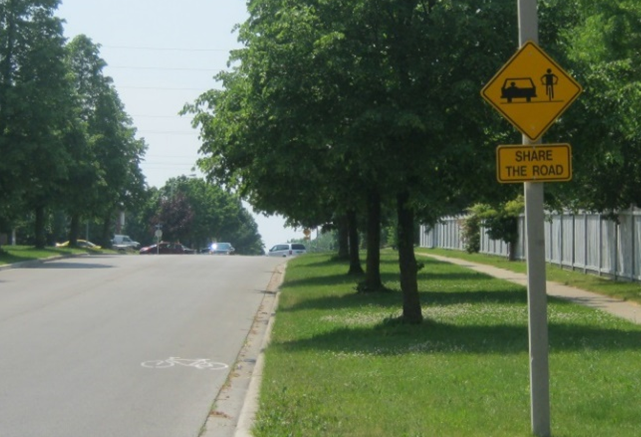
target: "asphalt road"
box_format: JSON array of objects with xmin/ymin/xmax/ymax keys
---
[{"xmin": 0, "ymin": 254, "xmax": 284, "ymax": 437}]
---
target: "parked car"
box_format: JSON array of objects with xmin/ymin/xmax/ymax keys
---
[
  {"xmin": 139, "ymin": 242, "xmax": 195, "ymax": 254},
  {"xmin": 267, "ymin": 243, "xmax": 307, "ymax": 257},
  {"xmin": 208, "ymin": 242, "xmax": 235, "ymax": 255},
  {"xmin": 112, "ymin": 234, "xmax": 140, "ymax": 250},
  {"xmin": 56, "ymin": 239, "xmax": 101, "ymax": 249}
]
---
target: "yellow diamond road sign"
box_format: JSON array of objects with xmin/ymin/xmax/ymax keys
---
[
  {"xmin": 482, "ymin": 41, "xmax": 582, "ymax": 141},
  {"xmin": 496, "ymin": 144, "xmax": 572, "ymax": 183}
]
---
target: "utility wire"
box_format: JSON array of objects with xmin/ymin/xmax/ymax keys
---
[
  {"xmin": 138, "ymin": 130, "xmax": 198, "ymax": 135},
  {"xmin": 119, "ymin": 86, "xmax": 206, "ymax": 91},
  {"xmin": 103, "ymin": 45, "xmax": 234, "ymax": 52},
  {"xmin": 109, "ymin": 65, "xmax": 219, "ymax": 72}
]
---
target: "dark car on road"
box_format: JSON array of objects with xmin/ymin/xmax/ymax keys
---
[
  {"xmin": 501, "ymin": 77, "xmax": 537, "ymax": 103},
  {"xmin": 139, "ymin": 242, "xmax": 195, "ymax": 254}
]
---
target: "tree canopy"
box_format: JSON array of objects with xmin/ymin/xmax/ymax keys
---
[
  {"xmin": 129, "ymin": 176, "xmax": 265, "ymax": 255},
  {"xmin": 0, "ymin": 2, "xmax": 147, "ymax": 248},
  {"xmin": 541, "ymin": 0, "xmax": 641, "ymax": 214},
  {"xmin": 186, "ymin": 0, "xmax": 525, "ymax": 322}
]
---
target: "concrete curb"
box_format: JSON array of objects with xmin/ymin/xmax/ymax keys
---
[
  {"xmin": 420, "ymin": 253, "xmax": 641, "ymax": 325},
  {"xmin": 202, "ymin": 262, "xmax": 286, "ymax": 437},
  {"xmin": 233, "ymin": 270, "xmax": 282, "ymax": 437}
]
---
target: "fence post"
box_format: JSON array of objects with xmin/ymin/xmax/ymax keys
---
[
  {"xmin": 598, "ymin": 214, "xmax": 603, "ymax": 276},
  {"xmin": 571, "ymin": 213, "xmax": 576, "ymax": 271},
  {"xmin": 559, "ymin": 214, "xmax": 563, "ymax": 268},
  {"xmin": 615, "ymin": 219, "xmax": 619, "ymax": 281},
  {"xmin": 584, "ymin": 214, "xmax": 588, "ymax": 274},
  {"xmin": 633, "ymin": 212, "xmax": 636, "ymax": 280}
]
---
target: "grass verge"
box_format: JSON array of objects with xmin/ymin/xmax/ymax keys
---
[
  {"xmin": 253, "ymin": 252, "xmax": 641, "ymax": 437},
  {"xmin": 417, "ymin": 247, "xmax": 641, "ymax": 305},
  {"xmin": 0, "ymin": 244, "xmax": 104, "ymax": 266}
]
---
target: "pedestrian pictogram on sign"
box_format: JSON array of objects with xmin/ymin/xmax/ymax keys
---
[{"xmin": 481, "ymin": 41, "xmax": 582, "ymax": 141}]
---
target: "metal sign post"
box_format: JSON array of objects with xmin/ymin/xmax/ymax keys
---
[
  {"xmin": 481, "ymin": 2, "xmax": 581, "ymax": 435},
  {"xmin": 155, "ymin": 226, "xmax": 162, "ymax": 255},
  {"xmin": 518, "ymin": 1, "xmax": 551, "ymax": 436}
]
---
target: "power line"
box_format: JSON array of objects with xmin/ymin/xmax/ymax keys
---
[
  {"xmin": 119, "ymin": 86, "xmax": 206, "ymax": 91},
  {"xmin": 132, "ymin": 114, "xmax": 184, "ymax": 118},
  {"xmin": 103, "ymin": 45, "xmax": 236, "ymax": 52},
  {"xmin": 145, "ymin": 154, "xmax": 200, "ymax": 159},
  {"xmin": 109, "ymin": 65, "xmax": 219, "ymax": 72},
  {"xmin": 138, "ymin": 130, "xmax": 198, "ymax": 135}
]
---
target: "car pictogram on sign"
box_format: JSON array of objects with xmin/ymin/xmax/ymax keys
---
[{"xmin": 501, "ymin": 77, "xmax": 537, "ymax": 103}]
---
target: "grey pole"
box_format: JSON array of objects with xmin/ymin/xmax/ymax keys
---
[
  {"xmin": 524, "ymin": 179, "xmax": 551, "ymax": 437},
  {"xmin": 518, "ymin": 1, "xmax": 551, "ymax": 436}
]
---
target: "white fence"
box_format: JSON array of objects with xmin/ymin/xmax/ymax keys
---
[{"xmin": 419, "ymin": 209, "xmax": 641, "ymax": 282}]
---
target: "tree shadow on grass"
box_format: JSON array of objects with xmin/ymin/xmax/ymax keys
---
[
  {"xmin": 0, "ymin": 252, "xmax": 40, "ymax": 264},
  {"xmin": 282, "ymin": 273, "xmax": 368, "ymax": 289},
  {"xmin": 279, "ymin": 283, "xmax": 402, "ymax": 312},
  {"xmin": 280, "ymin": 283, "xmax": 529, "ymax": 313},
  {"xmin": 273, "ymin": 319, "xmax": 641, "ymax": 356},
  {"xmin": 284, "ymin": 260, "xmax": 495, "ymax": 292},
  {"xmin": 297, "ymin": 256, "xmax": 349, "ymax": 268},
  {"xmin": 0, "ymin": 248, "xmax": 92, "ymax": 265},
  {"xmin": 425, "ymin": 289, "xmax": 528, "ymax": 306},
  {"xmin": 420, "ymin": 270, "xmax": 502, "ymax": 281},
  {"xmin": 276, "ymin": 257, "xmax": 641, "ymax": 355}
]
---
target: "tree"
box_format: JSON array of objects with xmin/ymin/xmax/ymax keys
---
[
  {"xmin": 0, "ymin": 0, "xmax": 76, "ymax": 248},
  {"xmin": 187, "ymin": 0, "xmax": 522, "ymax": 323},
  {"xmin": 63, "ymin": 35, "xmax": 111, "ymax": 246},
  {"xmin": 136, "ymin": 177, "xmax": 264, "ymax": 254},
  {"xmin": 465, "ymin": 197, "xmax": 524, "ymax": 260},
  {"xmin": 461, "ymin": 207, "xmax": 484, "ymax": 254},
  {"xmin": 154, "ymin": 191, "xmax": 195, "ymax": 243},
  {"xmin": 39, "ymin": 33, "xmax": 147, "ymax": 249},
  {"xmin": 539, "ymin": 0, "xmax": 641, "ymax": 213}
]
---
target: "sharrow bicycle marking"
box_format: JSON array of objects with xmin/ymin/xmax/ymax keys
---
[{"xmin": 141, "ymin": 357, "xmax": 229, "ymax": 370}]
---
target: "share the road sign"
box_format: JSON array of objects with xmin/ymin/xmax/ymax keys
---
[
  {"xmin": 496, "ymin": 144, "xmax": 572, "ymax": 183},
  {"xmin": 482, "ymin": 42, "xmax": 582, "ymax": 141}
]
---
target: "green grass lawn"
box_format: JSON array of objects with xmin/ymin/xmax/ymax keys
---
[
  {"xmin": 0, "ymin": 244, "xmax": 105, "ymax": 265},
  {"xmin": 417, "ymin": 247, "xmax": 641, "ymax": 305},
  {"xmin": 253, "ymin": 252, "xmax": 641, "ymax": 437}
]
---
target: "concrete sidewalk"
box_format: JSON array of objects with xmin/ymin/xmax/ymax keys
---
[{"xmin": 422, "ymin": 253, "xmax": 641, "ymax": 325}]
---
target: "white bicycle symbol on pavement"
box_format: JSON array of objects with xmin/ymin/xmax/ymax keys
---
[{"xmin": 141, "ymin": 357, "xmax": 229, "ymax": 370}]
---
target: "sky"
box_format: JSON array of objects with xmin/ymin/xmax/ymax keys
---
[{"xmin": 55, "ymin": 0, "xmax": 303, "ymax": 250}]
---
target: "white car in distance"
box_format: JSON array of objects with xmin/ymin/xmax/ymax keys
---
[{"xmin": 267, "ymin": 243, "xmax": 307, "ymax": 257}]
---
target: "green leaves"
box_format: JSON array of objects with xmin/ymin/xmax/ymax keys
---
[
  {"xmin": 0, "ymin": 0, "xmax": 71, "ymax": 244},
  {"xmin": 142, "ymin": 176, "xmax": 264, "ymax": 254},
  {"xmin": 544, "ymin": 0, "xmax": 641, "ymax": 212},
  {"xmin": 65, "ymin": 35, "xmax": 147, "ymax": 233},
  {"xmin": 0, "ymin": 4, "xmax": 146, "ymax": 246}
]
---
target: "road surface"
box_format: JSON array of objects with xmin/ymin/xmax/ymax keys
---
[{"xmin": 0, "ymin": 254, "xmax": 283, "ymax": 437}]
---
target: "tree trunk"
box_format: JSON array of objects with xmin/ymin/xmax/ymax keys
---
[
  {"xmin": 0, "ymin": 6, "xmax": 15, "ymax": 132},
  {"xmin": 100, "ymin": 209, "xmax": 113, "ymax": 248},
  {"xmin": 69, "ymin": 214, "xmax": 80, "ymax": 246},
  {"xmin": 363, "ymin": 189, "xmax": 382, "ymax": 291},
  {"xmin": 336, "ymin": 213, "xmax": 349, "ymax": 260},
  {"xmin": 34, "ymin": 205, "xmax": 46, "ymax": 249},
  {"xmin": 347, "ymin": 209, "xmax": 363, "ymax": 275},
  {"xmin": 397, "ymin": 191, "xmax": 422, "ymax": 323},
  {"xmin": 508, "ymin": 240, "xmax": 517, "ymax": 261}
]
